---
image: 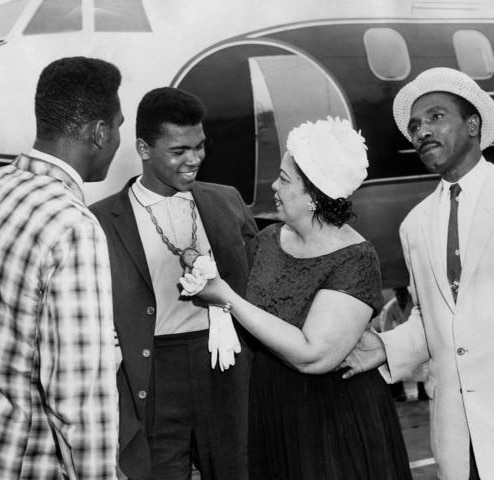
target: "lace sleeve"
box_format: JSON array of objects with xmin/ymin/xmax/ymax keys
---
[{"xmin": 321, "ymin": 243, "xmax": 384, "ymax": 317}]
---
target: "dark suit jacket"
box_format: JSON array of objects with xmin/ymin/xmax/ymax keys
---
[{"xmin": 90, "ymin": 178, "xmax": 258, "ymax": 478}]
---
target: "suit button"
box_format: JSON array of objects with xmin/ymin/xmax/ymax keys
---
[
  {"xmin": 146, "ymin": 306, "xmax": 155, "ymax": 315},
  {"xmin": 142, "ymin": 349, "xmax": 151, "ymax": 358},
  {"xmin": 138, "ymin": 390, "xmax": 147, "ymax": 399},
  {"xmin": 457, "ymin": 347, "xmax": 466, "ymax": 356}
]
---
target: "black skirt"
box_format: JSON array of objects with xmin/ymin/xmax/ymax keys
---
[{"xmin": 249, "ymin": 351, "xmax": 413, "ymax": 480}]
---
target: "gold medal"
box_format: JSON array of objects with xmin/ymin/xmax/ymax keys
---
[
  {"xmin": 131, "ymin": 186, "xmax": 202, "ymax": 271},
  {"xmin": 180, "ymin": 247, "xmax": 200, "ymax": 269}
]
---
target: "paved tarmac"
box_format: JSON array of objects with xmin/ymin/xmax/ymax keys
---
[{"xmin": 397, "ymin": 399, "xmax": 436, "ymax": 479}]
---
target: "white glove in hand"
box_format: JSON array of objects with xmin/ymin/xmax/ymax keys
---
[
  {"xmin": 180, "ymin": 256, "xmax": 217, "ymax": 296},
  {"xmin": 208, "ymin": 306, "xmax": 241, "ymax": 371},
  {"xmin": 208, "ymin": 306, "xmax": 221, "ymax": 369},
  {"xmin": 180, "ymin": 272, "xmax": 207, "ymax": 296}
]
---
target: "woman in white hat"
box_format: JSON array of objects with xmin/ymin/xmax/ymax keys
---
[{"xmin": 189, "ymin": 116, "xmax": 412, "ymax": 479}]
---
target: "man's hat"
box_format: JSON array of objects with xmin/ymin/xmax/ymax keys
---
[{"xmin": 393, "ymin": 67, "xmax": 494, "ymax": 151}]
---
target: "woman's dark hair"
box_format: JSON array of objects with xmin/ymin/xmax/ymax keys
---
[
  {"xmin": 35, "ymin": 57, "xmax": 121, "ymax": 141},
  {"xmin": 294, "ymin": 162, "xmax": 355, "ymax": 228}
]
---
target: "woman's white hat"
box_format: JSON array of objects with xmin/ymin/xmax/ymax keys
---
[
  {"xmin": 286, "ymin": 116, "xmax": 368, "ymax": 199},
  {"xmin": 393, "ymin": 67, "xmax": 494, "ymax": 151}
]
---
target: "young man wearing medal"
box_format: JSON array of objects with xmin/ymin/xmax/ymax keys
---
[{"xmin": 91, "ymin": 87, "xmax": 258, "ymax": 480}]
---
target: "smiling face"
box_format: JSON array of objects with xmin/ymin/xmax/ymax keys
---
[
  {"xmin": 139, "ymin": 122, "xmax": 206, "ymax": 196},
  {"xmin": 407, "ymin": 92, "xmax": 481, "ymax": 181},
  {"xmin": 271, "ymin": 152, "xmax": 312, "ymax": 224}
]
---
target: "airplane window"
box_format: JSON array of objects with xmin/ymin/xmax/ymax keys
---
[
  {"xmin": 95, "ymin": 0, "xmax": 151, "ymax": 32},
  {"xmin": 364, "ymin": 28, "xmax": 410, "ymax": 81},
  {"xmin": 24, "ymin": 0, "xmax": 82, "ymax": 35},
  {"xmin": 453, "ymin": 30, "xmax": 494, "ymax": 80},
  {"xmin": 0, "ymin": 0, "xmax": 30, "ymax": 41}
]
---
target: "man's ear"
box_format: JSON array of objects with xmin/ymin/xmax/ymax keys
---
[
  {"xmin": 92, "ymin": 120, "xmax": 107, "ymax": 150},
  {"xmin": 468, "ymin": 114, "xmax": 481, "ymax": 137},
  {"xmin": 136, "ymin": 138, "xmax": 150, "ymax": 160}
]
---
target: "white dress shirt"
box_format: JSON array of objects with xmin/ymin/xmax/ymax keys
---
[
  {"xmin": 129, "ymin": 176, "xmax": 212, "ymax": 334},
  {"xmin": 438, "ymin": 157, "xmax": 488, "ymax": 269}
]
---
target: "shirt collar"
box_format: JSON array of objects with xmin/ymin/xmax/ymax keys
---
[
  {"xmin": 30, "ymin": 148, "xmax": 84, "ymax": 190},
  {"xmin": 440, "ymin": 156, "xmax": 488, "ymax": 201},
  {"xmin": 131, "ymin": 176, "xmax": 193, "ymax": 207}
]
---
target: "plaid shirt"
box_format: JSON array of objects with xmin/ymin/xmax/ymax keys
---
[{"xmin": 0, "ymin": 155, "xmax": 118, "ymax": 479}]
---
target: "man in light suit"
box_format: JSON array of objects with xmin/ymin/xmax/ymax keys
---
[
  {"xmin": 91, "ymin": 87, "xmax": 257, "ymax": 480},
  {"xmin": 340, "ymin": 67, "xmax": 494, "ymax": 479}
]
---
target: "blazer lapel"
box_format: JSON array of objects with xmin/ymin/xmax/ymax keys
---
[
  {"xmin": 192, "ymin": 183, "xmax": 233, "ymax": 279},
  {"xmin": 111, "ymin": 182, "xmax": 153, "ymax": 290},
  {"xmin": 192, "ymin": 183, "xmax": 221, "ymax": 257},
  {"xmin": 458, "ymin": 168, "xmax": 494, "ymax": 297},
  {"xmin": 421, "ymin": 184, "xmax": 456, "ymax": 312}
]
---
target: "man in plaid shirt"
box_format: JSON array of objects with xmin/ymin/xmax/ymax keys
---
[{"xmin": 0, "ymin": 57, "xmax": 124, "ymax": 479}]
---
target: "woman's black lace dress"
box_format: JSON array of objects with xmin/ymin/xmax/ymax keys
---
[{"xmin": 246, "ymin": 224, "xmax": 412, "ymax": 480}]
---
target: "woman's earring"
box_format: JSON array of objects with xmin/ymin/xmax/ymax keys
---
[{"xmin": 307, "ymin": 200, "xmax": 317, "ymax": 212}]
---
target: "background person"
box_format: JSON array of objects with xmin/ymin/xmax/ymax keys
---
[
  {"xmin": 341, "ymin": 67, "xmax": 494, "ymax": 480},
  {"xmin": 191, "ymin": 117, "xmax": 412, "ymax": 480},
  {"xmin": 91, "ymin": 87, "xmax": 257, "ymax": 480},
  {"xmin": 0, "ymin": 56, "xmax": 123, "ymax": 479}
]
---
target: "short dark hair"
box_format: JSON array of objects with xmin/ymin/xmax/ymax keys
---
[
  {"xmin": 450, "ymin": 94, "xmax": 482, "ymax": 135},
  {"xmin": 35, "ymin": 57, "xmax": 121, "ymax": 141},
  {"xmin": 136, "ymin": 87, "xmax": 207, "ymax": 146},
  {"xmin": 451, "ymin": 94, "xmax": 479, "ymax": 120},
  {"xmin": 294, "ymin": 162, "xmax": 355, "ymax": 228}
]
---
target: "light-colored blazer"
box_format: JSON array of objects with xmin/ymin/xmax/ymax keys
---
[{"xmin": 381, "ymin": 162, "xmax": 494, "ymax": 480}]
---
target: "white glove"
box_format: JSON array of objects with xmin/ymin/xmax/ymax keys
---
[
  {"xmin": 208, "ymin": 306, "xmax": 241, "ymax": 371},
  {"xmin": 180, "ymin": 256, "xmax": 217, "ymax": 296},
  {"xmin": 208, "ymin": 306, "xmax": 221, "ymax": 369},
  {"xmin": 180, "ymin": 272, "xmax": 207, "ymax": 296}
]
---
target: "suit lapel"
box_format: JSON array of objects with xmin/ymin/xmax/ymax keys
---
[
  {"xmin": 111, "ymin": 182, "xmax": 153, "ymax": 289},
  {"xmin": 459, "ymin": 167, "xmax": 494, "ymax": 297},
  {"xmin": 192, "ymin": 183, "xmax": 231, "ymax": 278},
  {"xmin": 192, "ymin": 183, "xmax": 221, "ymax": 256},
  {"xmin": 421, "ymin": 184, "xmax": 456, "ymax": 312}
]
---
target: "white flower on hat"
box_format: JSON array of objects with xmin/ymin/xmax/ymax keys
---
[{"xmin": 286, "ymin": 116, "xmax": 368, "ymax": 199}]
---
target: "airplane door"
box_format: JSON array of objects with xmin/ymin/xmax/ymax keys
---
[
  {"xmin": 172, "ymin": 40, "xmax": 352, "ymax": 218},
  {"xmin": 248, "ymin": 54, "xmax": 351, "ymax": 217}
]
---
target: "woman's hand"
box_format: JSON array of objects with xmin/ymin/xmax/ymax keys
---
[
  {"xmin": 180, "ymin": 255, "xmax": 218, "ymax": 296},
  {"xmin": 195, "ymin": 276, "xmax": 231, "ymax": 305},
  {"xmin": 179, "ymin": 255, "xmax": 233, "ymax": 305}
]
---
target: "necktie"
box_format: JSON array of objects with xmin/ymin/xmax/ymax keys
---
[{"xmin": 447, "ymin": 183, "xmax": 462, "ymax": 302}]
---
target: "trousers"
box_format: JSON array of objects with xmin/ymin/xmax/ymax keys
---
[{"xmin": 142, "ymin": 329, "xmax": 250, "ymax": 480}]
